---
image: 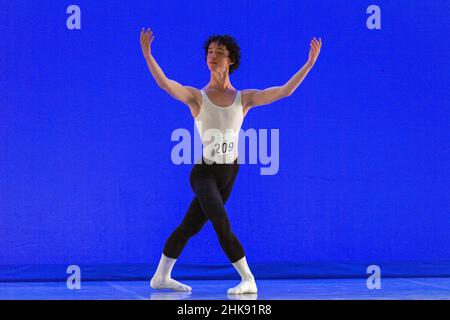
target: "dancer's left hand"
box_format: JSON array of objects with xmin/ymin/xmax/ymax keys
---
[{"xmin": 307, "ymin": 37, "xmax": 322, "ymax": 67}]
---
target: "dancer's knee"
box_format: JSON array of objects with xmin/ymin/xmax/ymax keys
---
[
  {"xmin": 212, "ymin": 222, "xmax": 234, "ymax": 242},
  {"xmin": 176, "ymin": 223, "xmax": 203, "ymax": 239}
]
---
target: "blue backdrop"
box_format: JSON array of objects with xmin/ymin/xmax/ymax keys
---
[{"xmin": 1, "ymin": 0, "xmax": 449, "ymax": 281}]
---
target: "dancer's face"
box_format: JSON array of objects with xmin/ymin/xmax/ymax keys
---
[{"xmin": 207, "ymin": 42, "xmax": 233, "ymax": 73}]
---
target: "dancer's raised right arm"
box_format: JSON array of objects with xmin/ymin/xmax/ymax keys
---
[{"xmin": 140, "ymin": 27, "xmax": 196, "ymax": 105}]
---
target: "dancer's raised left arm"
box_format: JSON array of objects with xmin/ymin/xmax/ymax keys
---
[{"xmin": 243, "ymin": 37, "xmax": 322, "ymax": 110}]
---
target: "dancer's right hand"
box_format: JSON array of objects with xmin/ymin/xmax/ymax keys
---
[{"xmin": 140, "ymin": 27, "xmax": 155, "ymax": 58}]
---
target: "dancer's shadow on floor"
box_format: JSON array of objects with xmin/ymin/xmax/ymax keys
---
[
  {"xmin": 149, "ymin": 291, "xmax": 258, "ymax": 300},
  {"xmin": 149, "ymin": 291, "xmax": 192, "ymax": 300},
  {"xmin": 227, "ymin": 293, "xmax": 258, "ymax": 300}
]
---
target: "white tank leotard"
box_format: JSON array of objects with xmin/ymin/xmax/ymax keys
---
[{"xmin": 194, "ymin": 90, "xmax": 244, "ymax": 164}]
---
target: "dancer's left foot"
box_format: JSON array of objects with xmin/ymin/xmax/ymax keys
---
[{"xmin": 227, "ymin": 279, "xmax": 258, "ymax": 294}]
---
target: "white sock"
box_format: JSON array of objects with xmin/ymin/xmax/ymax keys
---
[
  {"xmin": 153, "ymin": 253, "xmax": 176, "ymax": 279},
  {"xmin": 227, "ymin": 256, "xmax": 258, "ymax": 294},
  {"xmin": 150, "ymin": 254, "xmax": 192, "ymax": 292}
]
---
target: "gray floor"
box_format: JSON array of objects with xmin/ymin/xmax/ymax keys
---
[{"xmin": 1, "ymin": 278, "xmax": 450, "ymax": 300}]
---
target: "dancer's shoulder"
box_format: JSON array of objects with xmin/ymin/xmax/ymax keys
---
[{"xmin": 184, "ymin": 86, "xmax": 202, "ymax": 105}]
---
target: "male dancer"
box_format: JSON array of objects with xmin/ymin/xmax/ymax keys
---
[{"xmin": 140, "ymin": 27, "xmax": 321, "ymax": 294}]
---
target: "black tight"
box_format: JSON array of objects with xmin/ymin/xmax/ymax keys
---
[{"xmin": 163, "ymin": 157, "xmax": 245, "ymax": 263}]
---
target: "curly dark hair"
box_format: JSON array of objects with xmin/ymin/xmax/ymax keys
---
[{"xmin": 203, "ymin": 35, "xmax": 241, "ymax": 74}]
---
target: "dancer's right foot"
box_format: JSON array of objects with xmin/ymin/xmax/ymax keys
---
[
  {"xmin": 150, "ymin": 276, "xmax": 192, "ymax": 292},
  {"xmin": 227, "ymin": 278, "xmax": 258, "ymax": 295}
]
